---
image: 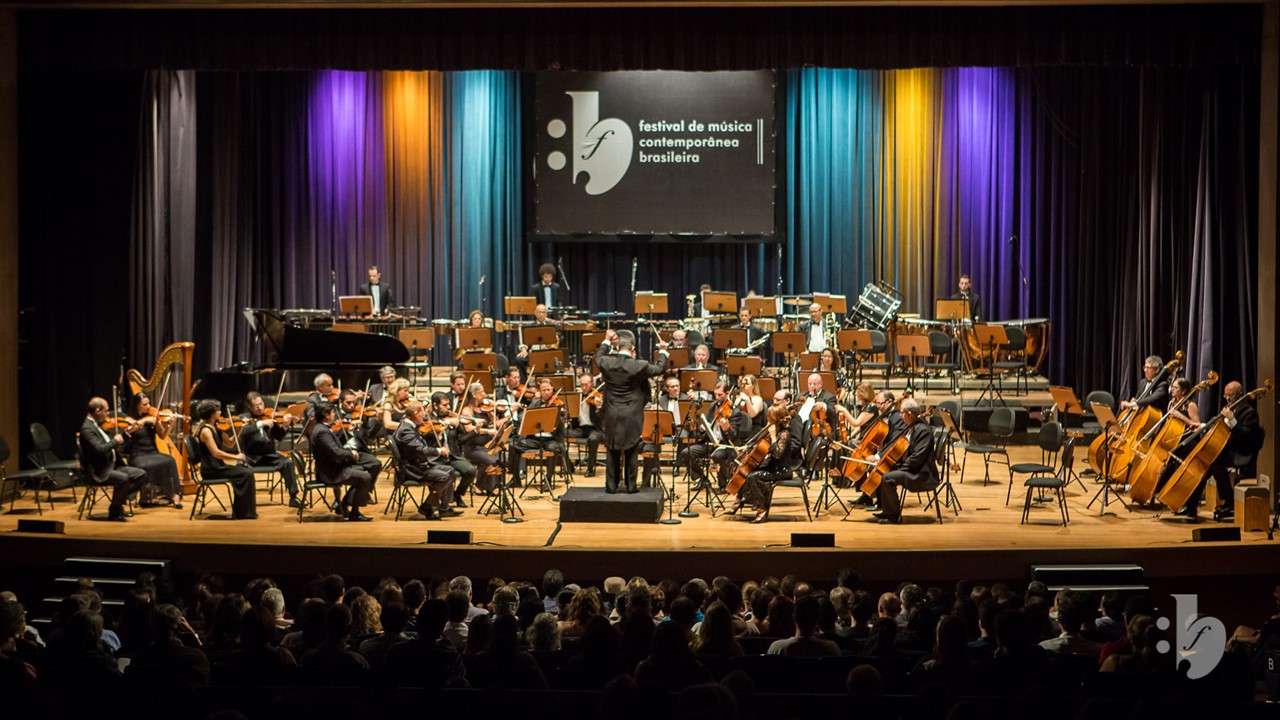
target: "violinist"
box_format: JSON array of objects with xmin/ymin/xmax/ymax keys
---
[
  {"xmin": 595, "ymin": 329, "xmax": 669, "ymax": 494},
  {"xmin": 508, "ymin": 377, "xmax": 565, "ymax": 484},
  {"xmin": 565, "ymin": 373, "xmax": 604, "ymax": 478},
  {"xmin": 869, "ymin": 398, "xmax": 937, "ymax": 524},
  {"xmin": 798, "ymin": 302, "xmax": 828, "ymax": 353},
  {"xmin": 445, "ymin": 371, "xmax": 469, "ymax": 410},
  {"xmin": 428, "ymin": 392, "xmax": 477, "ymax": 508},
  {"xmin": 459, "ymin": 382, "xmax": 505, "ymax": 494},
  {"xmin": 190, "ymin": 399, "xmax": 257, "ymax": 520},
  {"xmin": 309, "ymin": 401, "xmax": 375, "ymax": 521},
  {"xmin": 367, "ymin": 366, "xmax": 399, "ymax": 407},
  {"xmin": 393, "ymin": 399, "xmax": 462, "ymax": 520},
  {"xmin": 78, "ymin": 397, "xmax": 147, "ymax": 521},
  {"xmin": 641, "ymin": 377, "xmax": 687, "ymax": 488},
  {"xmin": 680, "ymin": 380, "xmax": 750, "ymax": 492},
  {"xmin": 305, "ymin": 373, "xmax": 337, "ymax": 420},
  {"xmin": 337, "ymin": 389, "xmax": 385, "ymax": 483},
  {"xmin": 1119, "ymin": 356, "xmax": 1171, "ymax": 412},
  {"xmin": 735, "ymin": 375, "xmax": 767, "ymax": 431},
  {"xmin": 380, "ymin": 378, "xmax": 413, "ymax": 434},
  {"xmin": 728, "ymin": 400, "xmax": 803, "ymax": 524},
  {"xmin": 239, "ymin": 391, "xmax": 301, "ymax": 508},
  {"xmin": 1153, "ymin": 380, "xmax": 1262, "ymax": 519},
  {"xmin": 495, "ymin": 367, "xmax": 527, "ymax": 404},
  {"xmin": 124, "ymin": 392, "xmax": 183, "ymax": 509}
]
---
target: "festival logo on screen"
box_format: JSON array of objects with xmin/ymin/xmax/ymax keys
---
[
  {"xmin": 1158, "ymin": 594, "xmax": 1226, "ymax": 679},
  {"xmin": 545, "ymin": 91, "xmax": 634, "ymax": 195}
]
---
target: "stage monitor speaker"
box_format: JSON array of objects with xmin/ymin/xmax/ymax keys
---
[
  {"xmin": 791, "ymin": 532, "xmax": 835, "ymax": 548},
  {"xmin": 17, "ymin": 519, "xmax": 64, "ymax": 534},
  {"xmin": 427, "ymin": 530, "xmax": 473, "ymax": 545},
  {"xmin": 1191, "ymin": 526, "xmax": 1240, "ymax": 543}
]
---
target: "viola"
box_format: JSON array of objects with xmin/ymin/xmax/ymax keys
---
[{"xmin": 810, "ymin": 402, "xmax": 831, "ymax": 439}]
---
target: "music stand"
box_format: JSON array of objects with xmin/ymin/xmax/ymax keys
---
[
  {"xmin": 681, "ymin": 370, "xmax": 720, "ymax": 398},
  {"xmin": 469, "ymin": 373, "xmax": 495, "ymax": 393},
  {"xmin": 634, "ymin": 292, "xmax": 669, "ymax": 317},
  {"xmin": 895, "ymin": 334, "xmax": 932, "ymax": 393},
  {"xmin": 330, "ymin": 323, "xmax": 367, "ymax": 333},
  {"xmin": 522, "ymin": 325, "xmax": 558, "ymax": 348},
  {"xmin": 935, "ymin": 299, "xmax": 971, "ymax": 322},
  {"xmin": 725, "ymin": 356, "xmax": 762, "ymax": 378},
  {"xmin": 546, "ymin": 374, "xmax": 576, "ymax": 394},
  {"xmin": 475, "ymin": 422, "xmax": 523, "ymax": 523},
  {"xmin": 504, "ymin": 296, "xmax": 538, "ymax": 315},
  {"xmin": 661, "ymin": 348, "xmax": 690, "ymax": 368},
  {"xmin": 456, "ymin": 328, "xmax": 492, "ymax": 353},
  {"xmin": 798, "ymin": 352, "xmax": 823, "ymax": 371},
  {"xmin": 582, "ymin": 332, "xmax": 606, "ymax": 354},
  {"xmin": 338, "ymin": 296, "xmax": 373, "ymax": 316},
  {"xmin": 744, "ymin": 296, "xmax": 777, "ymax": 318},
  {"xmin": 972, "ymin": 324, "xmax": 1009, "ymax": 406},
  {"xmin": 528, "ymin": 349, "xmax": 567, "ymax": 374},
  {"xmin": 460, "ymin": 352, "xmax": 498, "ymax": 373},
  {"xmin": 702, "ymin": 291, "xmax": 738, "ymax": 314},
  {"xmin": 756, "ymin": 376, "xmax": 778, "ymax": 399},
  {"xmin": 815, "ymin": 293, "xmax": 848, "ymax": 314},
  {"xmin": 1049, "ymin": 386, "xmax": 1086, "ymax": 416},
  {"xmin": 772, "ymin": 332, "xmax": 805, "ymax": 356},
  {"xmin": 714, "ymin": 328, "xmax": 748, "ymax": 353},
  {"xmin": 517, "ymin": 406, "xmax": 564, "ymax": 501},
  {"xmin": 1086, "ymin": 402, "xmax": 1130, "ymax": 514},
  {"xmin": 846, "ymin": 329, "xmax": 875, "ymax": 383},
  {"xmin": 563, "ymin": 392, "xmax": 581, "ymax": 420},
  {"xmin": 398, "ymin": 328, "xmax": 435, "ymax": 390}
]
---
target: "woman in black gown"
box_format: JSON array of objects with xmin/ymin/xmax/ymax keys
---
[{"xmin": 125, "ymin": 392, "xmax": 183, "ymax": 509}]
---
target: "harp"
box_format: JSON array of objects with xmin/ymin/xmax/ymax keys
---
[{"xmin": 127, "ymin": 341, "xmax": 196, "ymax": 492}]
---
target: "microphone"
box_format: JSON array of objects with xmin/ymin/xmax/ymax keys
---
[
  {"xmin": 630, "ymin": 257, "xmax": 638, "ymax": 295},
  {"xmin": 479, "ymin": 274, "xmax": 486, "ymax": 286},
  {"xmin": 1007, "ymin": 235, "xmax": 1017, "ymax": 245}
]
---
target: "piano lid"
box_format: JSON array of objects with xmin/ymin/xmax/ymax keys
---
[{"xmin": 250, "ymin": 309, "xmax": 409, "ymax": 367}]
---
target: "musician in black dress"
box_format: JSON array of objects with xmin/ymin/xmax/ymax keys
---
[
  {"xmin": 871, "ymin": 398, "xmax": 937, "ymax": 524},
  {"xmin": 1120, "ymin": 356, "xmax": 1171, "ymax": 412},
  {"xmin": 393, "ymin": 400, "xmax": 462, "ymax": 520},
  {"xmin": 238, "ymin": 391, "xmax": 301, "ymax": 508},
  {"xmin": 309, "ymin": 401, "xmax": 374, "ymax": 521},
  {"xmin": 124, "ymin": 392, "xmax": 183, "ymax": 509},
  {"xmin": 596, "ymin": 329, "xmax": 669, "ymax": 494},
  {"xmin": 729, "ymin": 402, "xmax": 803, "ymax": 524},
  {"xmin": 190, "ymin": 399, "xmax": 257, "ymax": 520},
  {"xmin": 79, "ymin": 397, "xmax": 147, "ymax": 521},
  {"xmin": 459, "ymin": 382, "xmax": 505, "ymax": 494}
]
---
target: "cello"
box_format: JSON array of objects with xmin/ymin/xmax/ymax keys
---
[
  {"xmin": 860, "ymin": 406, "xmax": 933, "ymax": 495},
  {"xmin": 1087, "ymin": 351, "xmax": 1183, "ymax": 476},
  {"xmin": 1127, "ymin": 371, "xmax": 1217, "ymax": 504},
  {"xmin": 724, "ymin": 401, "xmax": 800, "ymax": 495},
  {"xmin": 1156, "ymin": 380, "xmax": 1272, "ymax": 512},
  {"xmin": 832, "ymin": 402, "xmax": 897, "ymax": 487}
]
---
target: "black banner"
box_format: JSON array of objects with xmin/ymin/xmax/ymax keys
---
[{"xmin": 531, "ymin": 70, "xmax": 778, "ymax": 240}]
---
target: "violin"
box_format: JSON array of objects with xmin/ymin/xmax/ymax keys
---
[
  {"xmin": 215, "ymin": 417, "xmax": 247, "ymax": 432},
  {"xmin": 418, "ymin": 420, "xmax": 448, "ymax": 435},
  {"xmin": 255, "ymin": 408, "xmax": 298, "ymax": 426},
  {"xmin": 99, "ymin": 415, "xmax": 138, "ymax": 432},
  {"xmin": 810, "ymin": 401, "xmax": 831, "ymax": 439}
]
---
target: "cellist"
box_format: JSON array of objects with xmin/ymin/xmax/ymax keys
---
[
  {"xmin": 1153, "ymin": 380, "xmax": 1262, "ymax": 519},
  {"xmin": 868, "ymin": 398, "xmax": 937, "ymax": 524},
  {"xmin": 1119, "ymin": 356, "xmax": 1171, "ymax": 413},
  {"xmin": 727, "ymin": 396, "xmax": 803, "ymax": 524}
]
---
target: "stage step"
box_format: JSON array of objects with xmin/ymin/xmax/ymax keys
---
[
  {"xmin": 30, "ymin": 556, "xmax": 172, "ymax": 631},
  {"xmin": 1031, "ymin": 563, "xmax": 1148, "ymax": 592}
]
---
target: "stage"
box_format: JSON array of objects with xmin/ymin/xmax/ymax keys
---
[{"xmin": 2, "ymin": 443, "xmax": 1276, "ymax": 608}]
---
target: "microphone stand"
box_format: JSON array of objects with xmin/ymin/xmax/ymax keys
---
[{"xmin": 1010, "ymin": 235, "xmax": 1029, "ymax": 315}]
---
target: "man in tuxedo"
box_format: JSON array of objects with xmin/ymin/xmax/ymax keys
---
[
  {"xmin": 508, "ymin": 377, "xmax": 566, "ymax": 483},
  {"xmin": 641, "ymin": 376, "xmax": 687, "ymax": 487},
  {"xmin": 567, "ymin": 372, "xmax": 605, "ymax": 477},
  {"xmin": 530, "ymin": 263, "xmax": 568, "ymax": 309},
  {"xmin": 872, "ymin": 398, "xmax": 937, "ymax": 524},
  {"xmin": 680, "ymin": 381, "xmax": 751, "ymax": 491},
  {"xmin": 1120, "ymin": 355, "xmax": 1171, "ymax": 412},
  {"xmin": 366, "ymin": 366, "xmax": 398, "ymax": 407},
  {"xmin": 78, "ymin": 397, "xmax": 146, "ymax": 521},
  {"xmin": 239, "ymin": 391, "xmax": 301, "ymax": 508},
  {"xmin": 953, "ymin": 274, "xmax": 981, "ymax": 322},
  {"xmin": 731, "ymin": 306, "xmax": 766, "ymax": 346},
  {"xmin": 798, "ymin": 303, "xmax": 828, "ymax": 353},
  {"xmin": 360, "ymin": 265, "xmax": 395, "ymax": 316},
  {"xmin": 393, "ymin": 400, "xmax": 462, "ymax": 520},
  {"xmin": 309, "ymin": 402, "xmax": 375, "ymax": 521},
  {"xmin": 596, "ymin": 329, "xmax": 669, "ymax": 493}
]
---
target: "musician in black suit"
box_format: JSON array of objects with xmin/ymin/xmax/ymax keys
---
[
  {"xmin": 366, "ymin": 366, "xmax": 399, "ymax": 407},
  {"xmin": 1121, "ymin": 355, "xmax": 1171, "ymax": 412},
  {"xmin": 508, "ymin": 377, "xmax": 566, "ymax": 483},
  {"xmin": 567, "ymin": 373, "xmax": 605, "ymax": 478},
  {"xmin": 596, "ymin": 329, "xmax": 669, "ymax": 493},
  {"xmin": 393, "ymin": 400, "xmax": 462, "ymax": 520},
  {"xmin": 730, "ymin": 306, "xmax": 766, "ymax": 347},
  {"xmin": 530, "ymin": 263, "xmax": 569, "ymax": 309},
  {"xmin": 1156, "ymin": 381, "xmax": 1263, "ymax": 519},
  {"xmin": 78, "ymin": 397, "xmax": 147, "ymax": 521},
  {"xmin": 359, "ymin": 265, "xmax": 395, "ymax": 316},
  {"xmin": 872, "ymin": 398, "xmax": 937, "ymax": 524},
  {"xmin": 680, "ymin": 381, "xmax": 751, "ymax": 491},
  {"xmin": 338, "ymin": 389, "xmax": 385, "ymax": 476},
  {"xmin": 428, "ymin": 391, "xmax": 477, "ymax": 507},
  {"xmin": 952, "ymin": 274, "xmax": 981, "ymax": 322},
  {"xmin": 309, "ymin": 402, "xmax": 375, "ymax": 521},
  {"xmin": 798, "ymin": 303, "xmax": 828, "ymax": 353},
  {"xmin": 239, "ymin": 391, "xmax": 301, "ymax": 508},
  {"xmin": 683, "ymin": 344, "xmax": 714, "ymax": 372},
  {"xmin": 641, "ymin": 376, "xmax": 688, "ymax": 488}
]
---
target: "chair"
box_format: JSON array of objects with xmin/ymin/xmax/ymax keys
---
[
  {"xmin": 1080, "ymin": 390, "xmax": 1117, "ymax": 441},
  {"xmin": 0, "ymin": 433, "xmax": 54, "ymax": 515},
  {"xmin": 993, "ymin": 326, "xmax": 1028, "ymax": 395},
  {"xmin": 894, "ymin": 427, "xmax": 947, "ymax": 524},
  {"xmin": 857, "ymin": 330, "xmax": 892, "ymax": 388},
  {"xmin": 922, "ymin": 331, "xmax": 959, "ymax": 394},
  {"xmin": 184, "ymin": 436, "xmax": 234, "ymax": 520},
  {"xmin": 1021, "ymin": 436, "xmax": 1073, "ymax": 526},
  {"xmin": 960, "ymin": 407, "xmax": 1014, "ymax": 486},
  {"xmin": 764, "ymin": 459, "xmax": 813, "ymax": 522},
  {"xmin": 1008, "ymin": 421, "xmax": 1063, "ymax": 505},
  {"xmin": 383, "ymin": 441, "xmax": 429, "ymax": 520},
  {"xmin": 28, "ymin": 422, "xmax": 83, "ymax": 495}
]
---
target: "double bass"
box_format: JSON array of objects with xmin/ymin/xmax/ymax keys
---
[
  {"xmin": 1087, "ymin": 351, "xmax": 1184, "ymax": 477},
  {"xmin": 1127, "ymin": 371, "xmax": 1217, "ymax": 504},
  {"xmin": 1156, "ymin": 380, "xmax": 1272, "ymax": 512}
]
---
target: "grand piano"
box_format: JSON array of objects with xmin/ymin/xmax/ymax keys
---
[{"xmin": 194, "ymin": 309, "xmax": 410, "ymax": 404}]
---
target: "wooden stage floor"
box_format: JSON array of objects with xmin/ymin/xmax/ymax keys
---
[{"xmin": 2, "ymin": 444, "xmax": 1277, "ymax": 592}]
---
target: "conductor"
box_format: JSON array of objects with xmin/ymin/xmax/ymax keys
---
[{"xmin": 595, "ymin": 329, "xmax": 669, "ymax": 494}]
